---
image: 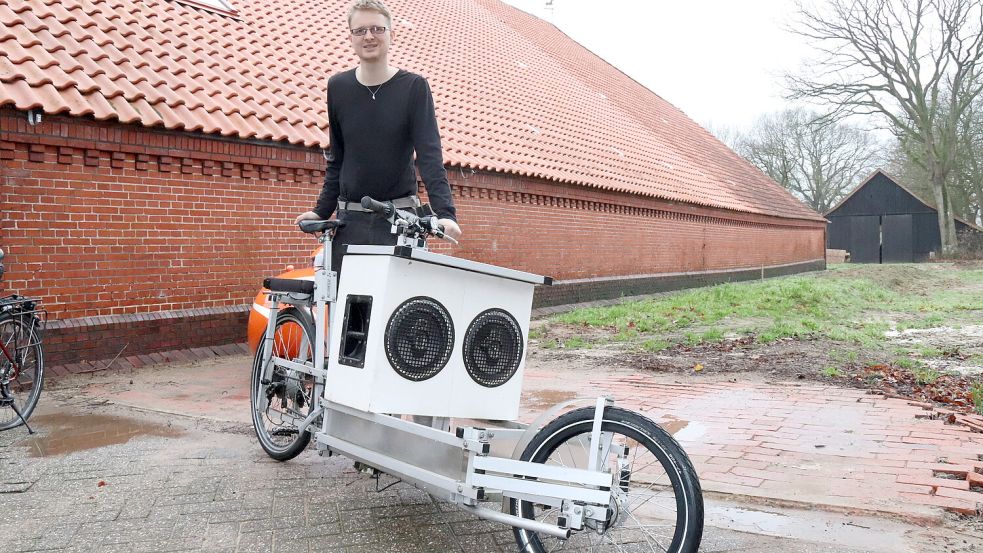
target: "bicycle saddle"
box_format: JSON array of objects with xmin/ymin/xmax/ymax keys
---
[{"xmin": 298, "ymin": 220, "xmax": 345, "ymax": 234}]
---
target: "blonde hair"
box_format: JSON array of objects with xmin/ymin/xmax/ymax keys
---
[{"xmin": 347, "ymin": 0, "xmax": 392, "ymax": 28}]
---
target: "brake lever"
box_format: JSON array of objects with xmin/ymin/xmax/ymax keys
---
[{"xmin": 420, "ymin": 216, "xmax": 458, "ymax": 244}]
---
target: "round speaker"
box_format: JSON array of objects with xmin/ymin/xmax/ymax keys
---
[
  {"xmin": 384, "ymin": 297, "xmax": 454, "ymax": 381},
  {"xmin": 463, "ymin": 309, "xmax": 523, "ymax": 388}
]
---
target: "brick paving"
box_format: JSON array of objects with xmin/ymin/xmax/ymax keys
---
[
  {"xmin": 0, "ymin": 393, "xmax": 899, "ymax": 553},
  {"xmin": 49, "ymin": 344, "xmax": 983, "ymax": 519},
  {"xmin": 521, "ymin": 369, "xmax": 983, "ymax": 518},
  {"xmin": 8, "ymin": 350, "xmax": 983, "ymax": 551},
  {"xmin": 55, "ymin": 346, "xmax": 983, "ymax": 519}
]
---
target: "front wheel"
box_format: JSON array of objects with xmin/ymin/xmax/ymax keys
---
[
  {"xmin": 511, "ymin": 406, "xmax": 704, "ymax": 553},
  {"xmin": 250, "ymin": 308, "xmax": 317, "ymax": 461},
  {"xmin": 0, "ymin": 315, "xmax": 44, "ymax": 431}
]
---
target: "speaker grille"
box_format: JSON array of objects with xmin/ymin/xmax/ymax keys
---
[
  {"xmin": 463, "ymin": 309, "xmax": 523, "ymax": 388},
  {"xmin": 384, "ymin": 297, "xmax": 454, "ymax": 381}
]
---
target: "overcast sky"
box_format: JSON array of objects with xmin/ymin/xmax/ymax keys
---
[{"xmin": 499, "ymin": 0, "xmax": 812, "ymax": 133}]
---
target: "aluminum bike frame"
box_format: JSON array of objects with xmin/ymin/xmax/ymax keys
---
[{"xmin": 256, "ymin": 231, "xmax": 625, "ymax": 540}]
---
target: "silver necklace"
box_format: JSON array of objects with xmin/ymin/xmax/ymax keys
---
[{"xmin": 364, "ymin": 83, "xmax": 385, "ymax": 100}]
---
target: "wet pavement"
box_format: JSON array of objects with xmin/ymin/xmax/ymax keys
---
[
  {"xmin": 2, "ymin": 352, "xmax": 983, "ymax": 552},
  {"xmin": 523, "ymin": 348, "xmax": 983, "ymax": 520},
  {"xmin": 16, "ymin": 412, "xmax": 183, "ymax": 458}
]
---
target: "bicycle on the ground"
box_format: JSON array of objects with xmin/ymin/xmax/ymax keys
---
[
  {"xmin": 250, "ymin": 198, "xmax": 704, "ymax": 552},
  {"xmin": 0, "ymin": 247, "xmax": 46, "ymax": 433}
]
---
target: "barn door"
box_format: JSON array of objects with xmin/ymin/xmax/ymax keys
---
[
  {"xmin": 849, "ymin": 216, "xmax": 880, "ymax": 263},
  {"xmin": 882, "ymin": 214, "xmax": 913, "ymax": 262}
]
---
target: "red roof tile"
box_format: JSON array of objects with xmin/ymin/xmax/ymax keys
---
[{"xmin": 0, "ymin": 0, "xmax": 823, "ymax": 221}]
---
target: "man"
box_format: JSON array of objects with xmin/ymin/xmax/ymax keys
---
[{"xmin": 295, "ymin": 0, "xmax": 462, "ymax": 274}]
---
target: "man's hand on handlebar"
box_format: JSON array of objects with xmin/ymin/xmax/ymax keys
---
[
  {"xmin": 294, "ymin": 211, "xmax": 321, "ymax": 224},
  {"xmin": 436, "ymin": 218, "xmax": 462, "ymax": 241},
  {"xmin": 359, "ymin": 196, "xmax": 461, "ymax": 243}
]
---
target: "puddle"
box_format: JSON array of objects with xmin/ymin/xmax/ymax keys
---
[
  {"xmin": 713, "ymin": 506, "xmax": 792, "ymax": 533},
  {"xmin": 661, "ymin": 416, "xmax": 690, "ymax": 435},
  {"xmin": 660, "ymin": 416, "xmax": 708, "ymax": 441},
  {"xmin": 16, "ymin": 412, "xmax": 183, "ymax": 457},
  {"xmin": 705, "ymin": 503, "xmax": 914, "ymax": 552},
  {"xmin": 524, "ymin": 389, "xmax": 577, "ymax": 410},
  {"xmin": 885, "ymin": 324, "xmax": 983, "ymax": 339},
  {"xmin": 924, "ymin": 359, "xmax": 983, "ymax": 376}
]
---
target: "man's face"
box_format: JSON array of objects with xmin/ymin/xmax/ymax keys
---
[{"xmin": 349, "ymin": 10, "xmax": 393, "ymax": 62}]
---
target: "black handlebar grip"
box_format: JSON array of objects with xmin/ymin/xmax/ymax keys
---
[
  {"xmin": 361, "ymin": 196, "xmax": 394, "ymax": 217},
  {"xmin": 420, "ymin": 216, "xmax": 444, "ymax": 235}
]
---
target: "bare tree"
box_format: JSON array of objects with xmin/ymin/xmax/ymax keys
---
[
  {"xmin": 734, "ymin": 108, "xmax": 883, "ymax": 213},
  {"xmin": 704, "ymin": 122, "xmax": 743, "ymax": 151},
  {"xmin": 887, "ymin": 92, "xmax": 983, "ymax": 224},
  {"xmin": 787, "ymin": 0, "xmax": 983, "ymax": 254},
  {"xmin": 955, "ymin": 95, "xmax": 983, "ymax": 223}
]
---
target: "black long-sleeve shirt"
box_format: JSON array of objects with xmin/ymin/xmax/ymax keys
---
[{"xmin": 314, "ymin": 68, "xmax": 456, "ymax": 221}]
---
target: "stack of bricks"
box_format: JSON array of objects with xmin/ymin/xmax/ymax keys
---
[{"xmin": 826, "ymin": 248, "xmax": 850, "ymax": 264}]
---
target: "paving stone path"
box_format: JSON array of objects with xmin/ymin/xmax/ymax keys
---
[
  {"xmin": 4, "ymin": 352, "xmax": 983, "ymax": 552},
  {"xmin": 523, "ymin": 368, "xmax": 983, "ymax": 518}
]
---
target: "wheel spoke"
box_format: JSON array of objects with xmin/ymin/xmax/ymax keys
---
[
  {"xmin": 624, "ymin": 508, "xmax": 670, "ymax": 552},
  {"xmin": 0, "ymin": 316, "xmax": 42, "ymax": 429},
  {"xmin": 251, "ymin": 311, "xmax": 316, "ymax": 460},
  {"xmin": 598, "ymin": 531, "xmax": 629, "ymax": 553},
  {"xmin": 511, "ymin": 408, "xmax": 702, "ymax": 553},
  {"xmin": 626, "ymin": 487, "xmax": 676, "ymax": 514}
]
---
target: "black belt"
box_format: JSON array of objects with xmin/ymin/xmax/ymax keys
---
[{"xmin": 337, "ymin": 195, "xmax": 420, "ymax": 212}]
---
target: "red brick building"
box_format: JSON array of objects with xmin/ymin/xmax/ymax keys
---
[{"xmin": 0, "ymin": 0, "xmax": 825, "ymax": 370}]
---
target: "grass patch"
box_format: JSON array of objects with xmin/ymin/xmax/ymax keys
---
[
  {"xmin": 614, "ymin": 328, "xmax": 638, "ymax": 342},
  {"xmin": 916, "ymin": 346, "xmax": 943, "ymax": 357},
  {"xmin": 554, "ymin": 274, "xmax": 897, "ymax": 345},
  {"xmin": 758, "ymin": 320, "xmax": 810, "ymax": 343},
  {"xmin": 912, "ymin": 366, "xmax": 940, "ymax": 385},
  {"xmin": 894, "ymin": 358, "xmax": 922, "ymax": 371},
  {"xmin": 561, "ymin": 337, "xmax": 592, "ymax": 349},
  {"xmin": 822, "ymin": 366, "xmax": 843, "ymax": 378},
  {"xmin": 544, "ymin": 264, "xmax": 983, "ymax": 351},
  {"xmin": 897, "ymin": 314, "xmax": 947, "ymax": 331},
  {"xmin": 973, "ymin": 381, "xmax": 983, "ymax": 416},
  {"xmin": 639, "ymin": 338, "xmax": 670, "ymax": 352},
  {"xmin": 539, "ymin": 338, "xmax": 559, "ymax": 349},
  {"xmin": 700, "ymin": 329, "xmax": 724, "ymax": 342},
  {"xmin": 831, "ymin": 349, "xmax": 860, "ymax": 364}
]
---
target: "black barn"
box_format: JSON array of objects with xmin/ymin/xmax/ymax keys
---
[{"xmin": 825, "ymin": 170, "xmax": 980, "ymax": 263}]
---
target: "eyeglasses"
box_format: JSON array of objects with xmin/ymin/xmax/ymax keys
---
[{"xmin": 350, "ymin": 25, "xmax": 388, "ymax": 36}]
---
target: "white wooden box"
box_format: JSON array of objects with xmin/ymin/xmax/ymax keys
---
[{"xmin": 323, "ymin": 246, "xmax": 550, "ymax": 420}]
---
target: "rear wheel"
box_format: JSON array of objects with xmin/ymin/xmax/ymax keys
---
[
  {"xmin": 511, "ymin": 406, "xmax": 703, "ymax": 552},
  {"xmin": 250, "ymin": 308, "xmax": 317, "ymax": 461},
  {"xmin": 0, "ymin": 315, "xmax": 44, "ymax": 431}
]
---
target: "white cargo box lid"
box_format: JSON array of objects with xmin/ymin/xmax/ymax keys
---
[{"xmin": 344, "ymin": 245, "xmax": 553, "ymax": 286}]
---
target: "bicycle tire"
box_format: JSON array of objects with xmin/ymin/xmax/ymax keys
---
[
  {"xmin": 250, "ymin": 308, "xmax": 317, "ymax": 461},
  {"xmin": 511, "ymin": 406, "xmax": 703, "ymax": 553},
  {"xmin": 0, "ymin": 314, "xmax": 44, "ymax": 431}
]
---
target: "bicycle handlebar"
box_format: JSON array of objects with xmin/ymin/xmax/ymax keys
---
[
  {"xmin": 360, "ymin": 196, "xmax": 395, "ymax": 218},
  {"xmin": 360, "ymin": 196, "xmax": 457, "ymax": 244}
]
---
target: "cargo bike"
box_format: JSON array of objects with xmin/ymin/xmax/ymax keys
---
[{"xmin": 250, "ymin": 198, "xmax": 704, "ymax": 552}]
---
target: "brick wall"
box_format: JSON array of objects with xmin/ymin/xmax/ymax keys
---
[{"xmin": 1, "ymin": 108, "xmax": 826, "ymax": 369}]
